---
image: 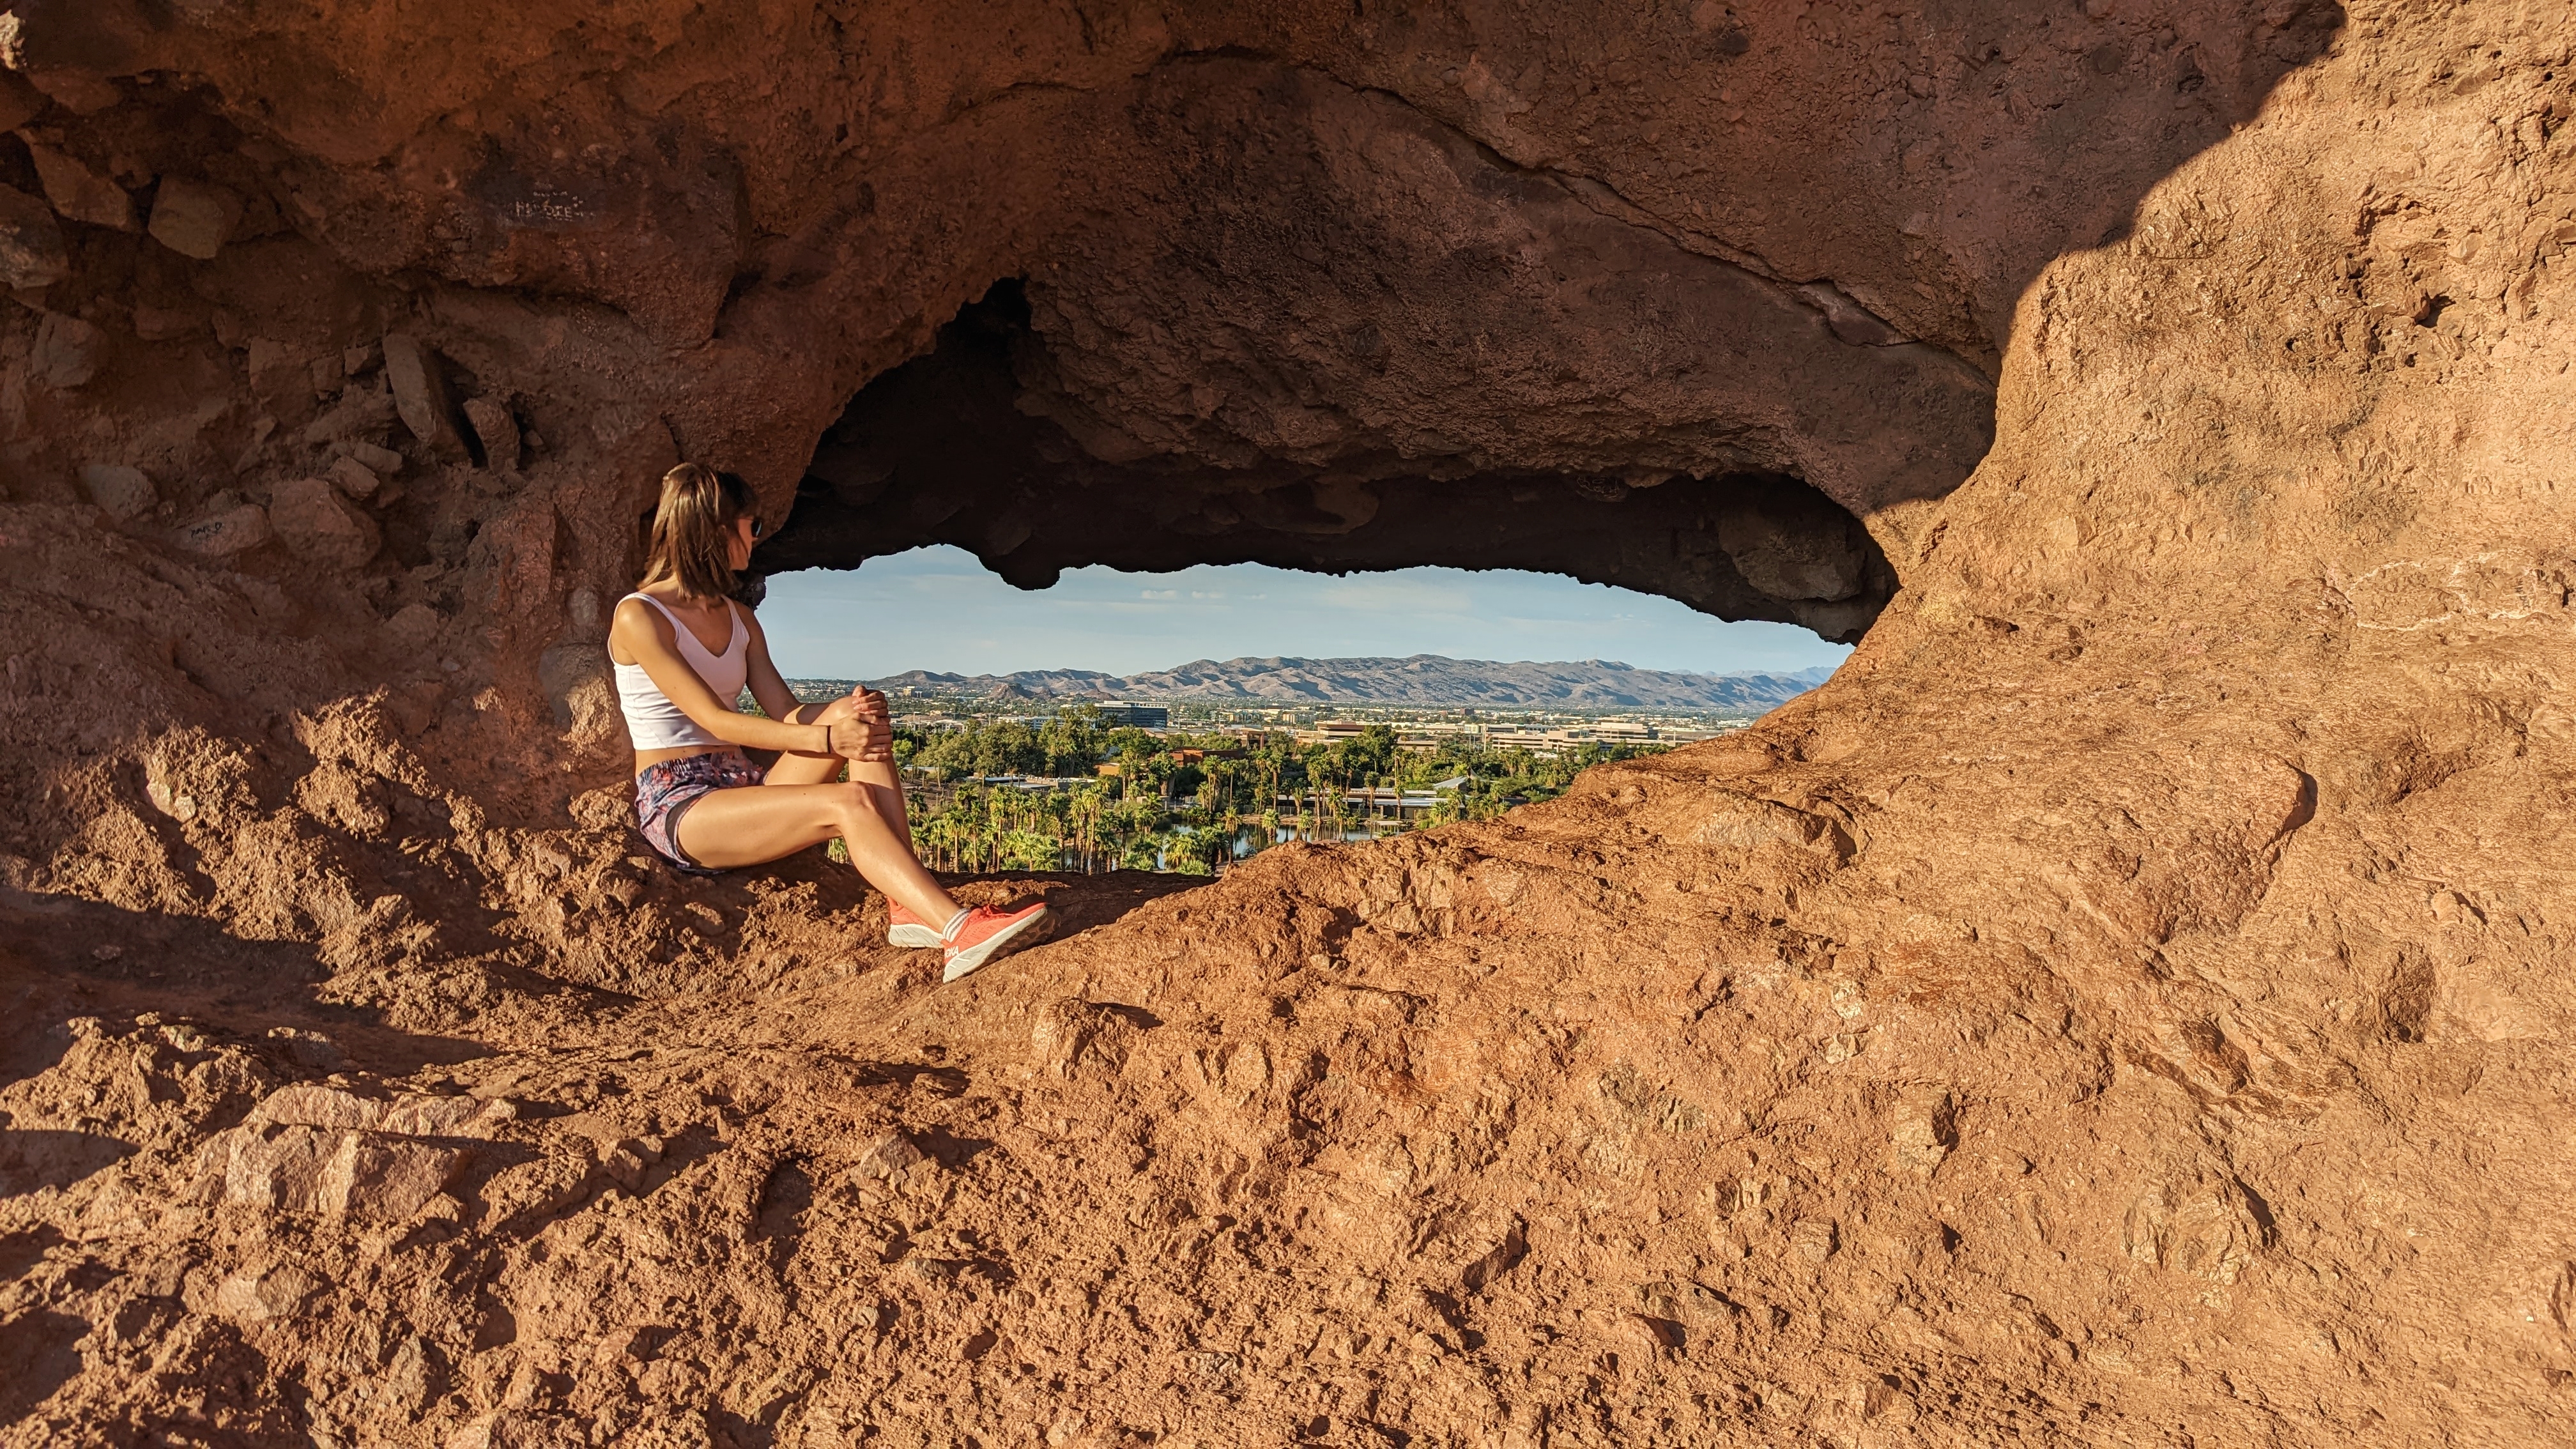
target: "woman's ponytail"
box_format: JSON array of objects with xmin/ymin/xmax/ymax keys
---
[{"xmin": 638, "ymin": 463, "xmax": 755, "ymax": 601}]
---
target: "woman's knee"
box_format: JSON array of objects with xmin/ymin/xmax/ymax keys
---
[{"xmin": 830, "ymin": 784, "xmax": 891, "ymax": 834}]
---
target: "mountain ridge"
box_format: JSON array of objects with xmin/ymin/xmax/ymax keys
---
[{"xmin": 804, "ymin": 654, "xmax": 1841, "ymax": 710}]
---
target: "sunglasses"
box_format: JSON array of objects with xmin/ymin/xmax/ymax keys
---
[{"xmin": 743, "ymin": 514, "xmax": 766, "ymax": 540}]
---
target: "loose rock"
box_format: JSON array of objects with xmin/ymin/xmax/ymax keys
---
[
  {"xmin": 147, "ymin": 176, "xmax": 244, "ymax": 259},
  {"xmin": 250, "ymin": 1084, "xmax": 515, "ymax": 1137},
  {"xmin": 383, "ymin": 332, "xmax": 466, "ymax": 456},
  {"xmin": 0, "ymin": 68, "xmax": 42, "ymax": 132},
  {"xmin": 268, "ymin": 476, "xmax": 382, "ymax": 569},
  {"xmin": 31, "ymin": 310, "xmax": 102, "ymax": 388},
  {"xmin": 176, "ymin": 503, "xmax": 272, "ymax": 557},
  {"xmin": 1789, "ymin": 1218, "xmax": 1838, "ymax": 1263},
  {"xmin": 328, "ymin": 456, "xmax": 382, "ymax": 499},
  {"xmin": 0, "ymin": 182, "xmax": 71, "ymax": 288},
  {"xmin": 853, "ymin": 1130, "xmax": 926, "ymax": 1182},
  {"xmin": 79, "ymin": 463, "xmax": 156, "ymax": 522},
  {"xmin": 25, "ymin": 142, "xmax": 137, "ymax": 231},
  {"xmin": 346, "ymin": 439, "xmax": 404, "ymax": 473},
  {"xmin": 212, "ymin": 1265, "xmax": 325, "ymax": 1323},
  {"xmin": 1890, "ymin": 1086, "xmax": 1956, "ymax": 1175},
  {"xmin": 27, "ymin": 72, "xmax": 122, "ymax": 115},
  {"xmin": 203, "ymin": 1121, "xmax": 471, "ymax": 1220},
  {"xmin": 464, "ymin": 396, "xmax": 522, "ymax": 470},
  {"xmin": 302, "ymin": 387, "xmax": 398, "ymax": 445}
]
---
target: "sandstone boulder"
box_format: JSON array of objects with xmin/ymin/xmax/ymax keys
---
[
  {"xmin": 2122, "ymin": 1175, "xmax": 2267, "ymax": 1286},
  {"xmin": 201, "ymin": 1121, "xmax": 471, "ymax": 1220},
  {"xmin": 330, "ymin": 1132, "xmax": 471, "ymax": 1221},
  {"xmin": 146, "ymin": 176, "xmax": 243, "ymax": 260},
  {"xmin": 0, "ymin": 183, "xmax": 70, "ymax": 289},
  {"xmin": 212, "ymin": 1123, "xmax": 336, "ymax": 1209},
  {"xmin": 268, "ymin": 476, "xmax": 381, "ymax": 570},
  {"xmin": 249, "ymin": 1084, "xmax": 514, "ymax": 1138},
  {"xmin": 25, "ymin": 143, "xmax": 135, "ymax": 231}
]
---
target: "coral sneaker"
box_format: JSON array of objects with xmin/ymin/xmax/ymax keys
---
[
  {"xmin": 885, "ymin": 900, "xmax": 942, "ymax": 948},
  {"xmin": 941, "ymin": 902, "xmax": 1053, "ymax": 983}
]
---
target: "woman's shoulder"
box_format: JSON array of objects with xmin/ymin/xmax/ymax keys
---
[{"xmin": 611, "ymin": 592, "xmax": 675, "ymax": 636}]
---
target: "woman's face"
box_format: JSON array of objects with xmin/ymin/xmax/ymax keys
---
[{"xmin": 727, "ymin": 512, "xmax": 760, "ymax": 572}]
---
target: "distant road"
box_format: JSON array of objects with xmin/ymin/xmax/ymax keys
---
[{"xmin": 795, "ymin": 654, "xmax": 1837, "ymax": 710}]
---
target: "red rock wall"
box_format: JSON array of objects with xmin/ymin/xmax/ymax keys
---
[{"xmin": 3, "ymin": 2, "xmax": 2575, "ymax": 1445}]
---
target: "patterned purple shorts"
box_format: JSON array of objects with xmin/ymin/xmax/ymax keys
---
[{"xmin": 634, "ymin": 751, "xmax": 765, "ymax": 873}]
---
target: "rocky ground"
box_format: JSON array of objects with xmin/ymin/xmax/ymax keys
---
[{"xmin": 3, "ymin": 1, "xmax": 2575, "ymax": 1445}]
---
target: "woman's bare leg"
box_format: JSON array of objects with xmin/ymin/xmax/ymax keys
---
[
  {"xmin": 675, "ymin": 782, "xmax": 959, "ymax": 926},
  {"xmin": 762, "ymin": 746, "xmax": 845, "ymax": 787},
  {"xmin": 845, "ymin": 757, "xmax": 909, "ymax": 837},
  {"xmin": 765, "ymin": 709, "xmax": 909, "ymax": 838},
  {"xmin": 763, "ymin": 750, "xmax": 914, "ymax": 858}
]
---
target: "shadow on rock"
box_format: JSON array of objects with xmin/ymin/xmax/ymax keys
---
[
  {"xmin": 0, "ymin": 1129, "xmax": 132, "ymax": 1198},
  {"xmin": 0, "ymin": 1307, "xmax": 84, "ymax": 1424}
]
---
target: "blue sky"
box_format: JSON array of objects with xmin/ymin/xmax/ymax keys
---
[{"xmin": 756, "ymin": 546, "xmax": 1853, "ymax": 680}]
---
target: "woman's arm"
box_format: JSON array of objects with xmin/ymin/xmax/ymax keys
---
[
  {"xmin": 611, "ymin": 597, "xmax": 848, "ymax": 756},
  {"xmin": 740, "ymin": 608, "xmax": 809, "ymax": 726}
]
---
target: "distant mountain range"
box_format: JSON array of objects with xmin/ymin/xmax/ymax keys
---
[{"xmin": 817, "ymin": 655, "xmax": 1839, "ymax": 710}]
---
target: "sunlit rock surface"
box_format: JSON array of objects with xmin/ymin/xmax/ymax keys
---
[{"xmin": 4, "ymin": 2, "xmax": 2575, "ymax": 1444}]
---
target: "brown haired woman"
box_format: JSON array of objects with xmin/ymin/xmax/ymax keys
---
[{"xmin": 608, "ymin": 463, "xmax": 1050, "ymax": 980}]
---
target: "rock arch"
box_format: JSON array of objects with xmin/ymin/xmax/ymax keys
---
[{"xmin": 7, "ymin": 3, "xmax": 2576, "ymax": 1446}]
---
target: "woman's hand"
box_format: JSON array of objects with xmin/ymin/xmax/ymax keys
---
[
  {"xmin": 790, "ymin": 691, "xmax": 894, "ymax": 761},
  {"xmin": 827, "ymin": 707, "xmax": 893, "ymax": 762}
]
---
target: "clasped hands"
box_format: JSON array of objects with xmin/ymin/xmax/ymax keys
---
[{"xmin": 807, "ymin": 688, "xmax": 893, "ymax": 762}]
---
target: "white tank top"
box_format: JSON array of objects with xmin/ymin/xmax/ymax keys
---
[{"xmin": 613, "ymin": 592, "xmax": 749, "ymax": 750}]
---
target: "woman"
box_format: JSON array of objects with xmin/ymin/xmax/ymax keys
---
[{"xmin": 609, "ymin": 463, "xmax": 1050, "ymax": 981}]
